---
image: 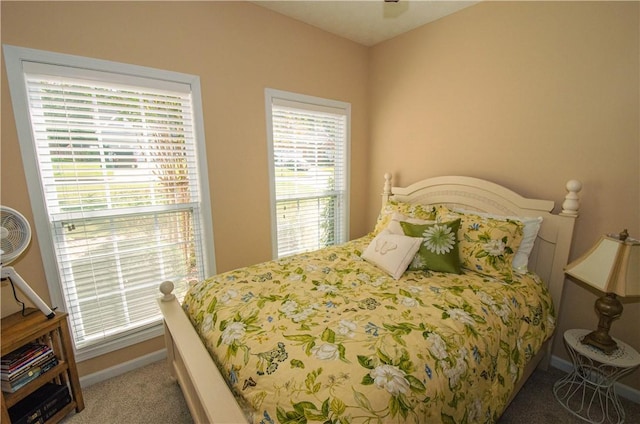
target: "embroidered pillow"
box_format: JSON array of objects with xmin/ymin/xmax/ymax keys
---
[
  {"xmin": 437, "ymin": 206, "xmax": 524, "ymax": 280},
  {"xmin": 373, "ymin": 200, "xmax": 436, "ymax": 235},
  {"xmin": 362, "ymin": 231, "xmax": 422, "ymax": 280},
  {"xmin": 399, "ymin": 219, "xmax": 462, "ymax": 274}
]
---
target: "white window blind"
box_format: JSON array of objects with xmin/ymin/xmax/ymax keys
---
[
  {"xmin": 267, "ymin": 90, "xmax": 350, "ymax": 258},
  {"xmin": 4, "ymin": 46, "xmax": 214, "ymax": 358}
]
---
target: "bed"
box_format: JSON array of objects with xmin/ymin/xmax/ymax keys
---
[{"xmin": 158, "ymin": 174, "xmax": 582, "ymax": 424}]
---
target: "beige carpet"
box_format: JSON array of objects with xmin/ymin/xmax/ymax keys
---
[
  {"xmin": 62, "ymin": 360, "xmax": 192, "ymax": 424},
  {"xmin": 62, "ymin": 360, "xmax": 639, "ymax": 423}
]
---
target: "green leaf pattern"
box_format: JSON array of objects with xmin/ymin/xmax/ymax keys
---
[{"xmin": 183, "ymin": 234, "xmax": 554, "ymax": 423}]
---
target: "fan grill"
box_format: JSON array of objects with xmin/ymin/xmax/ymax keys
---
[{"xmin": 0, "ymin": 207, "xmax": 32, "ymax": 265}]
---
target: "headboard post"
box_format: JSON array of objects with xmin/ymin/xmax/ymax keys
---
[
  {"xmin": 382, "ymin": 172, "xmax": 393, "ymax": 206},
  {"xmin": 561, "ymin": 180, "xmax": 582, "ymax": 216}
]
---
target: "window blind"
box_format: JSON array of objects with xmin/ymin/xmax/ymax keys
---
[
  {"xmin": 20, "ymin": 61, "xmax": 208, "ymax": 352},
  {"xmin": 269, "ymin": 93, "xmax": 349, "ymax": 258}
]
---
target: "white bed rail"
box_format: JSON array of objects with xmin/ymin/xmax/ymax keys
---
[{"xmin": 158, "ymin": 281, "xmax": 248, "ymax": 424}]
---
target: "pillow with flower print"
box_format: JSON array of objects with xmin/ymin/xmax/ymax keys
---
[
  {"xmin": 399, "ymin": 219, "xmax": 462, "ymax": 274},
  {"xmin": 451, "ymin": 208, "xmax": 542, "ymax": 274},
  {"xmin": 436, "ymin": 206, "xmax": 524, "ymax": 280},
  {"xmin": 373, "ymin": 200, "xmax": 437, "ymax": 235}
]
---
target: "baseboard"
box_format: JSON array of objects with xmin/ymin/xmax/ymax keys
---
[
  {"xmin": 551, "ymin": 354, "xmax": 640, "ymax": 404},
  {"xmin": 79, "ymin": 349, "xmax": 167, "ymax": 388}
]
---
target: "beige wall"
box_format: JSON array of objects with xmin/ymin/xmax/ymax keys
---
[
  {"xmin": 2, "ymin": 1, "xmax": 639, "ymax": 392},
  {"xmin": 368, "ymin": 1, "xmax": 639, "ymax": 389},
  {"xmin": 0, "ymin": 1, "xmax": 369, "ymax": 377}
]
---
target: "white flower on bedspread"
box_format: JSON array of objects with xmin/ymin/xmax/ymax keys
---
[
  {"xmin": 422, "ymin": 224, "xmax": 456, "ymax": 255},
  {"xmin": 490, "ymin": 297, "xmax": 513, "ymax": 323},
  {"xmin": 280, "ymin": 300, "xmax": 298, "ymax": 315},
  {"xmin": 369, "ymin": 276, "xmax": 387, "ymax": 287},
  {"xmin": 399, "ymin": 296, "xmax": 418, "ymax": 308},
  {"xmin": 509, "ymin": 362, "xmax": 519, "ymax": 383},
  {"xmin": 407, "ymin": 285, "xmax": 423, "ymax": 295},
  {"xmin": 221, "ymin": 321, "xmax": 246, "ymax": 345},
  {"xmin": 357, "ymin": 273, "xmax": 371, "ymax": 284},
  {"xmin": 220, "ymin": 289, "xmax": 238, "ymax": 304},
  {"xmin": 287, "ymin": 273, "xmax": 303, "ymax": 282},
  {"xmin": 441, "ymin": 347, "xmax": 468, "ymax": 388},
  {"xmin": 311, "ymin": 343, "xmax": 340, "ymax": 360},
  {"xmin": 316, "ymin": 284, "xmax": 337, "ymax": 294},
  {"xmin": 427, "ymin": 333, "xmax": 448, "ymax": 360},
  {"xmin": 337, "ymin": 320, "xmax": 357, "ymax": 338},
  {"xmin": 477, "ymin": 291, "xmax": 495, "ymax": 306},
  {"xmin": 291, "ymin": 308, "xmax": 316, "ymax": 323},
  {"xmin": 370, "ymin": 364, "xmax": 410, "ymax": 396},
  {"xmin": 478, "ymin": 291, "xmax": 512, "ymax": 323},
  {"xmin": 447, "ymin": 308, "xmax": 475, "ymax": 326},
  {"xmin": 280, "ymin": 300, "xmax": 317, "ymax": 323},
  {"xmin": 202, "ymin": 314, "xmax": 214, "ymax": 333},
  {"xmin": 483, "ymin": 239, "xmax": 506, "ymax": 256},
  {"xmin": 467, "ymin": 397, "xmax": 484, "ymax": 423}
]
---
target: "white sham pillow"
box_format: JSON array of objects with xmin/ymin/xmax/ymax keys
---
[
  {"xmin": 452, "ymin": 208, "xmax": 542, "ymax": 273},
  {"xmin": 385, "ymin": 212, "xmax": 435, "ymax": 235},
  {"xmin": 362, "ymin": 231, "xmax": 422, "ymax": 280}
]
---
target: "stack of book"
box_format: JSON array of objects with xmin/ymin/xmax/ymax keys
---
[
  {"xmin": 8, "ymin": 382, "xmax": 72, "ymax": 424},
  {"xmin": 1, "ymin": 343, "xmax": 58, "ymax": 393}
]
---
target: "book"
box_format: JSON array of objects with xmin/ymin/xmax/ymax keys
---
[
  {"xmin": 1, "ymin": 343, "xmax": 48, "ymax": 366},
  {"xmin": 1, "ymin": 356, "xmax": 58, "ymax": 393},
  {"xmin": 1, "ymin": 343, "xmax": 51, "ymax": 375},
  {"xmin": 8, "ymin": 382, "xmax": 71, "ymax": 424},
  {"xmin": 2, "ymin": 352, "xmax": 56, "ymax": 382}
]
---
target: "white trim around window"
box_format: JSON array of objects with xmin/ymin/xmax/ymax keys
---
[
  {"xmin": 265, "ymin": 88, "xmax": 351, "ymax": 259},
  {"xmin": 3, "ymin": 45, "xmax": 216, "ymax": 361}
]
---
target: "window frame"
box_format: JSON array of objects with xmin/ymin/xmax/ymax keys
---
[
  {"xmin": 265, "ymin": 88, "xmax": 351, "ymax": 259},
  {"xmin": 3, "ymin": 45, "xmax": 216, "ymax": 360}
]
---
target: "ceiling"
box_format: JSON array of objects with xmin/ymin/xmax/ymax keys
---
[{"xmin": 254, "ymin": 1, "xmax": 479, "ymax": 46}]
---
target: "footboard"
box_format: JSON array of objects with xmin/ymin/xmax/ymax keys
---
[{"xmin": 158, "ymin": 283, "xmax": 248, "ymax": 424}]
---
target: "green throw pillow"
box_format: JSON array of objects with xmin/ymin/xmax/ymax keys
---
[{"xmin": 400, "ymin": 219, "xmax": 462, "ymax": 274}]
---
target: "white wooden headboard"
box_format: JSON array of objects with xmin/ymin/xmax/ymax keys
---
[{"xmin": 381, "ymin": 173, "xmax": 582, "ymax": 320}]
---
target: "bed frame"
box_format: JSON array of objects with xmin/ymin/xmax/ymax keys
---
[{"xmin": 158, "ymin": 174, "xmax": 582, "ymax": 424}]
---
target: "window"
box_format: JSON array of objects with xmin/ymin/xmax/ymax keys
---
[
  {"xmin": 265, "ymin": 89, "xmax": 350, "ymax": 258},
  {"xmin": 4, "ymin": 45, "xmax": 215, "ymax": 360}
]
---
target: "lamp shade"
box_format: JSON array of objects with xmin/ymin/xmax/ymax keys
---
[{"xmin": 565, "ymin": 232, "xmax": 640, "ymax": 297}]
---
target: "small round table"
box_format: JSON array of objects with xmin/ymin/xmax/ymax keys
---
[{"xmin": 553, "ymin": 329, "xmax": 640, "ymax": 424}]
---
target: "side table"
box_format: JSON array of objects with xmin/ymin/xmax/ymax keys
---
[{"xmin": 553, "ymin": 329, "xmax": 640, "ymax": 424}]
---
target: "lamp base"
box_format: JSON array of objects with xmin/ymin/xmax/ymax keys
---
[
  {"xmin": 581, "ymin": 330, "xmax": 618, "ymax": 354},
  {"xmin": 580, "ymin": 292, "xmax": 623, "ymax": 355}
]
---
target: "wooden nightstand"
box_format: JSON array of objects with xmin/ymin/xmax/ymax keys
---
[
  {"xmin": 1, "ymin": 308, "xmax": 84, "ymax": 423},
  {"xmin": 553, "ymin": 329, "xmax": 640, "ymax": 424}
]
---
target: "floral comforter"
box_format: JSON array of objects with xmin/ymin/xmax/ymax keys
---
[{"xmin": 182, "ymin": 235, "xmax": 555, "ymax": 424}]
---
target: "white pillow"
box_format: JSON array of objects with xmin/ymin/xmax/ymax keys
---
[
  {"xmin": 452, "ymin": 208, "xmax": 542, "ymax": 273},
  {"xmin": 362, "ymin": 231, "xmax": 422, "ymax": 280},
  {"xmin": 385, "ymin": 212, "xmax": 435, "ymax": 235}
]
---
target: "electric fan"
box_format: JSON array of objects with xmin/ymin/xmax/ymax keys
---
[{"xmin": 1, "ymin": 205, "xmax": 55, "ymax": 319}]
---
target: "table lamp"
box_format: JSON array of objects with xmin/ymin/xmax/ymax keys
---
[{"xmin": 564, "ymin": 229, "xmax": 640, "ymax": 354}]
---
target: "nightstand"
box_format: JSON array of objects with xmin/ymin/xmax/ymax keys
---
[
  {"xmin": 553, "ymin": 329, "xmax": 640, "ymax": 424},
  {"xmin": 1, "ymin": 308, "xmax": 84, "ymax": 423}
]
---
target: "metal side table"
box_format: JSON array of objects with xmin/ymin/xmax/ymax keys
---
[{"xmin": 553, "ymin": 329, "xmax": 640, "ymax": 424}]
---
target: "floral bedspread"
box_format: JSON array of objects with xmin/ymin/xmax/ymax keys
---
[{"xmin": 182, "ymin": 235, "xmax": 555, "ymax": 424}]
